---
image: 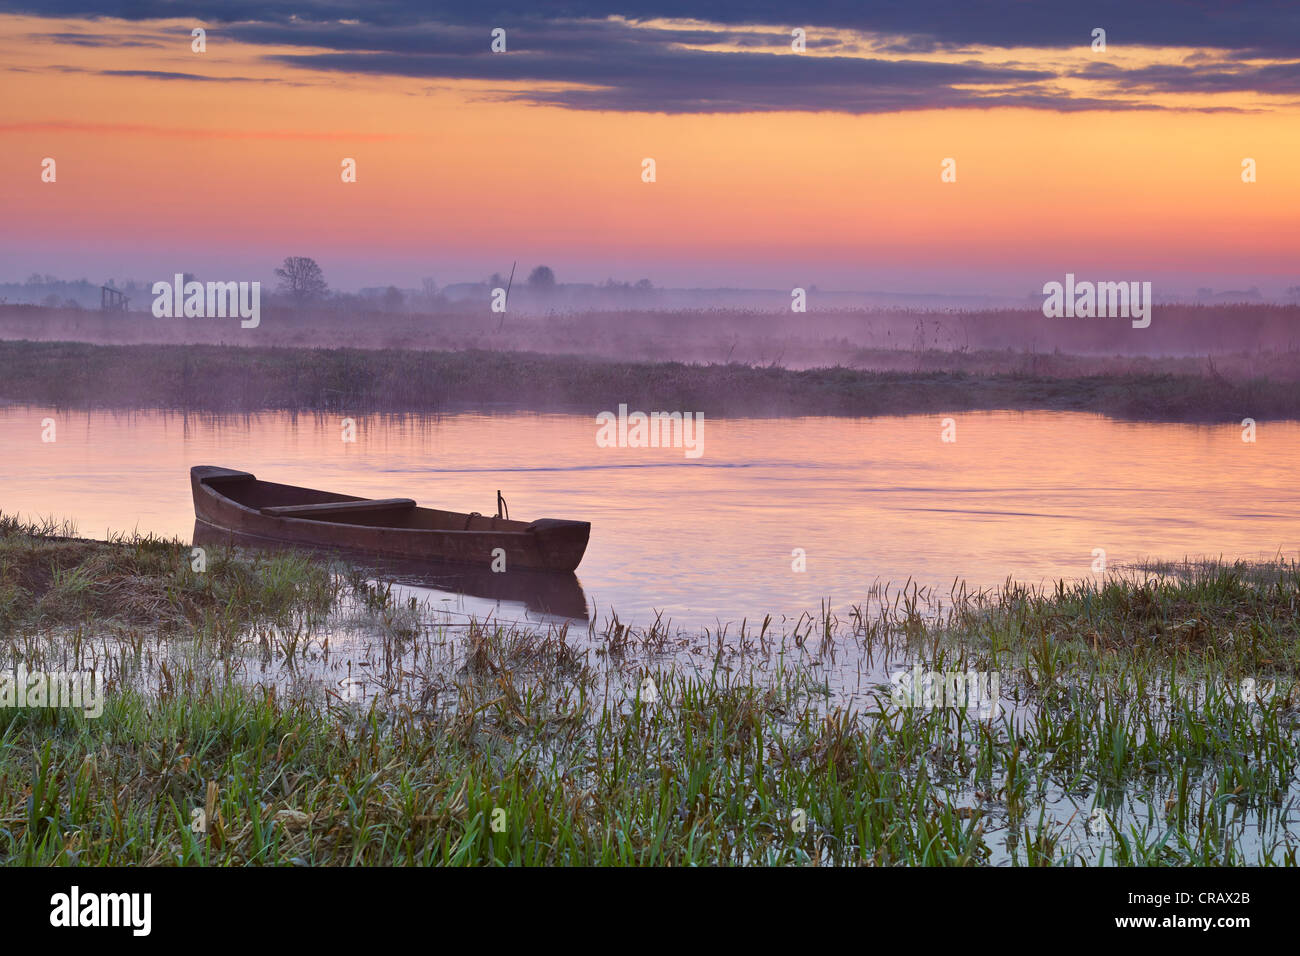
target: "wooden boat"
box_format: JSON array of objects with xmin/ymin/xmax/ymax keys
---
[{"xmin": 190, "ymin": 466, "xmax": 590, "ymax": 572}]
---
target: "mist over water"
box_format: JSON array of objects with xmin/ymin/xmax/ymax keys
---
[{"xmin": 6, "ymin": 303, "xmax": 1300, "ymax": 371}]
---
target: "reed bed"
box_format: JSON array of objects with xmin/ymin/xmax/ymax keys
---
[
  {"xmin": 1, "ymin": 340, "xmax": 1297, "ymax": 421},
  {"xmin": 1, "ymin": 518, "xmax": 1297, "ymax": 865}
]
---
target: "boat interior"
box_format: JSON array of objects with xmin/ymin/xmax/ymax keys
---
[{"xmin": 209, "ymin": 475, "xmax": 530, "ymax": 532}]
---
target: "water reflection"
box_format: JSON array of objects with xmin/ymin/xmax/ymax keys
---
[{"xmin": 192, "ymin": 522, "xmax": 589, "ymax": 622}]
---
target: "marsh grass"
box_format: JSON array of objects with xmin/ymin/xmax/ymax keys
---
[
  {"xmin": 2, "ymin": 340, "xmax": 1297, "ymax": 421},
  {"xmin": 0, "ymin": 512, "xmax": 336, "ymax": 631},
  {"xmin": 1, "ymin": 521, "xmax": 1298, "ymax": 865}
]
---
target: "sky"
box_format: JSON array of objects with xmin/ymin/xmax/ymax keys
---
[{"xmin": 1, "ymin": 1, "xmax": 1298, "ymax": 296}]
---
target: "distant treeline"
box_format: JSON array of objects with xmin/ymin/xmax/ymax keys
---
[
  {"xmin": 4, "ymin": 302, "xmax": 1300, "ymax": 365},
  {"xmin": 0, "ymin": 276, "xmax": 119, "ymax": 310},
  {"xmin": 0, "ymin": 340, "xmax": 1295, "ymax": 422},
  {"xmin": 0, "ymin": 266, "xmax": 661, "ymax": 314}
]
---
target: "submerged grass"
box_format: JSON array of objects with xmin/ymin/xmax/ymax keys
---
[{"xmin": 1, "ymin": 519, "xmax": 1298, "ymax": 865}]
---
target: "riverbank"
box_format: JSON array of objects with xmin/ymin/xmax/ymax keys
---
[
  {"xmin": 2, "ymin": 517, "xmax": 1297, "ymax": 865},
  {"xmin": 1, "ymin": 339, "xmax": 1297, "ymax": 421}
]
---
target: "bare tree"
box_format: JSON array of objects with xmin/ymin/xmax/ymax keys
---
[{"xmin": 274, "ymin": 257, "xmax": 328, "ymax": 304}]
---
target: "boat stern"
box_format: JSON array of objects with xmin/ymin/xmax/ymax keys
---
[{"xmin": 525, "ymin": 518, "xmax": 591, "ymax": 572}]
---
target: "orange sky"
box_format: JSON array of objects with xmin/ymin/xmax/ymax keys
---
[{"xmin": 2, "ymin": 13, "xmax": 1298, "ymax": 292}]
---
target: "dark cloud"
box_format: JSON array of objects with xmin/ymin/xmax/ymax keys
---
[
  {"xmin": 4, "ymin": 1, "xmax": 1297, "ymax": 112},
  {"xmin": 48, "ymin": 64, "xmax": 277, "ymax": 82},
  {"xmin": 100, "ymin": 68, "xmax": 261, "ymax": 81},
  {"xmin": 30, "ymin": 31, "xmax": 164, "ymax": 47},
  {"xmin": 1077, "ymin": 60, "xmax": 1300, "ymax": 96},
  {"xmin": 3, "ymin": 1, "xmax": 1296, "ymax": 54},
  {"xmin": 505, "ymin": 85, "xmax": 1160, "ymax": 114},
  {"xmin": 267, "ymin": 46, "xmax": 1069, "ymax": 113}
]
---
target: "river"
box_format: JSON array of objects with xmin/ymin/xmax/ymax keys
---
[{"xmin": 2, "ymin": 405, "xmax": 1295, "ymax": 628}]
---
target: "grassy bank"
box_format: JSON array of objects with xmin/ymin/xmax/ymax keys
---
[
  {"xmin": 2, "ymin": 518, "xmax": 1298, "ymax": 865},
  {"xmin": 0, "ymin": 339, "xmax": 1297, "ymax": 421},
  {"xmin": 0, "ymin": 514, "xmax": 336, "ymax": 632}
]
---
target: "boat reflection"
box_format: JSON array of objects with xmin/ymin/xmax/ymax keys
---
[{"xmin": 193, "ymin": 522, "xmax": 590, "ymax": 622}]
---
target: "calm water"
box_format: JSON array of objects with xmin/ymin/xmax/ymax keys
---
[{"xmin": 2, "ymin": 406, "xmax": 1296, "ymax": 627}]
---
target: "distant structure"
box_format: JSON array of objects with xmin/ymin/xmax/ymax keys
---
[{"xmin": 100, "ymin": 285, "xmax": 129, "ymax": 311}]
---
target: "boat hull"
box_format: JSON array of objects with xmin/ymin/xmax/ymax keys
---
[
  {"xmin": 190, "ymin": 466, "xmax": 590, "ymax": 573},
  {"xmin": 192, "ymin": 522, "xmax": 590, "ymax": 619}
]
